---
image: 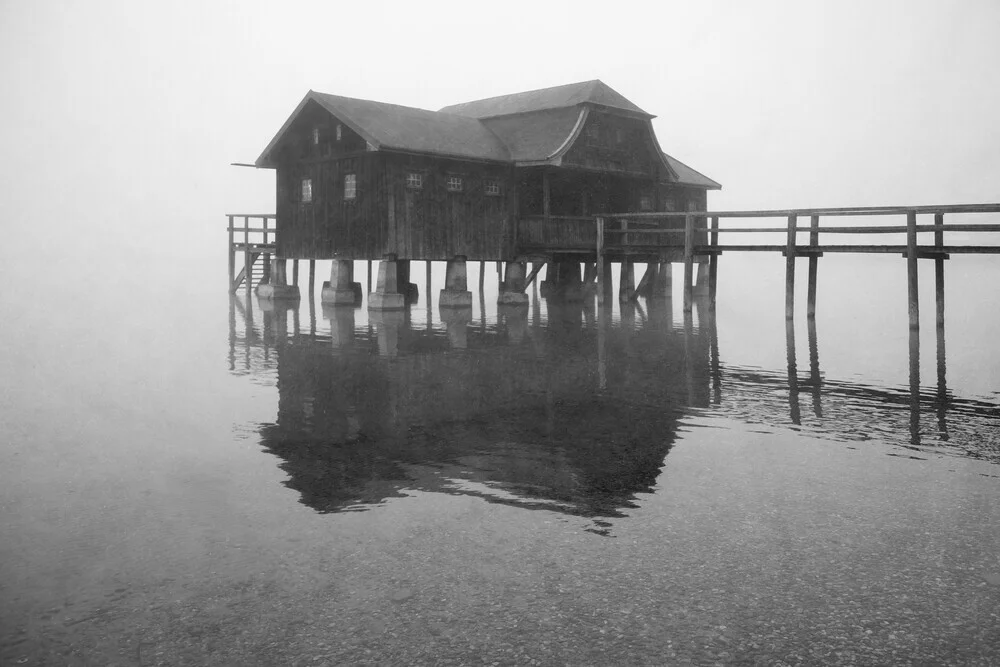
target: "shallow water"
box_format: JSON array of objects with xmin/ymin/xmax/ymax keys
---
[{"xmin": 2, "ymin": 253, "xmax": 999, "ymax": 665}]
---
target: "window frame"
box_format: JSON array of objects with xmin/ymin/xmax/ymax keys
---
[
  {"xmin": 343, "ymin": 173, "xmax": 357, "ymax": 201},
  {"xmin": 445, "ymin": 175, "xmax": 464, "ymax": 193},
  {"xmin": 405, "ymin": 172, "xmax": 424, "ymax": 190},
  {"xmin": 484, "ymin": 179, "xmax": 502, "ymax": 197},
  {"xmin": 301, "ymin": 178, "xmax": 313, "ymax": 203}
]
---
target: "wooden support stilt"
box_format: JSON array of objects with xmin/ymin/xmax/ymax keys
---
[
  {"xmin": 785, "ymin": 214, "xmax": 797, "ymax": 320},
  {"xmin": 308, "ymin": 260, "xmax": 315, "ymax": 295},
  {"xmin": 634, "ymin": 263, "xmax": 656, "ymax": 300},
  {"xmin": 683, "ymin": 213, "xmax": 694, "ymax": 313},
  {"xmin": 367, "ymin": 260, "xmax": 373, "ymax": 295},
  {"xmin": 525, "ymin": 263, "xmax": 543, "ymax": 289},
  {"xmin": 934, "ymin": 212, "xmax": 945, "ymax": 328},
  {"xmin": 708, "ymin": 215, "xmax": 719, "ymax": 309},
  {"xmin": 292, "ymin": 260, "xmax": 299, "ymax": 287},
  {"xmin": 228, "ymin": 215, "xmax": 235, "ymax": 293},
  {"xmin": 907, "ymin": 211, "xmax": 919, "ymax": 329},
  {"xmin": 619, "ymin": 260, "xmax": 635, "ymax": 303},
  {"xmin": 596, "ymin": 217, "xmax": 606, "ymax": 305},
  {"xmin": 807, "ymin": 214, "xmax": 819, "ymax": 318},
  {"xmin": 479, "ymin": 260, "xmax": 485, "ymax": 292},
  {"xmin": 244, "ymin": 249, "xmax": 251, "ymax": 292},
  {"xmin": 426, "ymin": 260, "xmax": 432, "ymax": 329}
]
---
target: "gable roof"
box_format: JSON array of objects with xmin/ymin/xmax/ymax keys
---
[
  {"xmin": 256, "ymin": 91, "xmax": 510, "ymax": 167},
  {"xmin": 438, "ymin": 79, "xmax": 653, "ymax": 119}
]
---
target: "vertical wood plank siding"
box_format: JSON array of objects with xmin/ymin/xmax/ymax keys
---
[{"xmin": 278, "ymin": 152, "xmax": 511, "ymax": 261}]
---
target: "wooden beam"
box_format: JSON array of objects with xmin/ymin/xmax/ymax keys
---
[
  {"xmin": 228, "ymin": 215, "xmax": 236, "ymax": 293},
  {"xmin": 785, "ymin": 214, "xmax": 797, "ymax": 320},
  {"xmin": 907, "ymin": 211, "xmax": 919, "ymax": 329},
  {"xmin": 525, "ymin": 262, "xmax": 544, "ymax": 288},
  {"xmin": 683, "ymin": 214, "xmax": 694, "ymax": 313},
  {"xmin": 708, "ymin": 215, "xmax": 719, "ymax": 309},
  {"xmin": 807, "ymin": 214, "xmax": 819, "ymax": 318}
]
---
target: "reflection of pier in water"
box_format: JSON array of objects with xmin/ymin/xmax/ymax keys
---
[{"xmin": 229, "ymin": 287, "xmax": 1000, "ymax": 522}]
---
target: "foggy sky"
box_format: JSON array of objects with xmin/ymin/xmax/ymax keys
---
[{"xmin": 2, "ymin": 0, "xmax": 998, "ymax": 266}]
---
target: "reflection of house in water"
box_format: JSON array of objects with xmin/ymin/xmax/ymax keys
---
[{"xmin": 230, "ymin": 296, "xmax": 713, "ymax": 526}]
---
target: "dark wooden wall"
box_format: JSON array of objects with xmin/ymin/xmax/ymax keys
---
[
  {"xmin": 276, "ymin": 149, "xmax": 514, "ymax": 261},
  {"xmin": 562, "ymin": 111, "xmax": 661, "ymax": 178},
  {"xmin": 383, "ymin": 154, "xmax": 512, "ymax": 261}
]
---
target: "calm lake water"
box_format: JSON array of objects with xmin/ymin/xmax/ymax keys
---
[{"xmin": 2, "ymin": 251, "xmax": 999, "ymax": 665}]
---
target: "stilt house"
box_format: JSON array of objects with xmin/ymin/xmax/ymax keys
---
[{"xmin": 255, "ymin": 80, "xmax": 720, "ymax": 264}]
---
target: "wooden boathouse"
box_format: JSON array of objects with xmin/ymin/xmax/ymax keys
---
[{"xmin": 233, "ymin": 80, "xmax": 720, "ymax": 307}]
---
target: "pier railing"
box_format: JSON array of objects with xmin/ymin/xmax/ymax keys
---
[
  {"xmin": 228, "ymin": 214, "xmax": 277, "ymax": 293},
  {"xmin": 597, "ymin": 203, "xmax": 1000, "ymax": 324}
]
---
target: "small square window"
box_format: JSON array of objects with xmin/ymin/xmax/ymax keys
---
[
  {"xmin": 344, "ymin": 173, "xmax": 356, "ymax": 200},
  {"xmin": 639, "ymin": 194, "xmax": 653, "ymax": 211},
  {"xmin": 312, "ymin": 127, "xmax": 320, "ymax": 145},
  {"xmin": 446, "ymin": 176, "xmax": 463, "ymax": 192},
  {"xmin": 406, "ymin": 172, "xmax": 423, "ymax": 189},
  {"xmin": 301, "ymin": 178, "xmax": 313, "ymax": 203},
  {"xmin": 484, "ymin": 180, "xmax": 501, "ymax": 196},
  {"xmin": 336, "ymin": 124, "xmax": 342, "ymax": 141}
]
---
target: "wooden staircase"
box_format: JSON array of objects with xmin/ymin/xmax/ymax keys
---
[{"xmin": 232, "ymin": 252, "xmax": 268, "ymax": 292}]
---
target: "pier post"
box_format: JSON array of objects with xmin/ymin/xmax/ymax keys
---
[
  {"xmin": 807, "ymin": 215, "xmax": 819, "ymax": 318},
  {"xmin": 368, "ymin": 254, "xmax": 406, "ymax": 310},
  {"xmin": 243, "ymin": 248, "xmax": 251, "ymax": 293},
  {"xmin": 256, "ymin": 256, "xmax": 300, "ymax": 300},
  {"xmin": 321, "ymin": 258, "xmax": 361, "ymax": 306},
  {"xmin": 635, "ymin": 263, "xmax": 657, "ymax": 299},
  {"xmin": 308, "ymin": 260, "xmax": 316, "ymax": 297},
  {"xmin": 425, "ymin": 260, "xmax": 433, "ymax": 327},
  {"xmin": 708, "ymin": 216, "xmax": 719, "ymax": 309},
  {"xmin": 653, "ymin": 262, "xmax": 672, "ymax": 299},
  {"xmin": 934, "ymin": 212, "xmax": 945, "ymax": 328},
  {"xmin": 396, "ymin": 260, "xmax": 418, "ymax": 303},
  {"xmin": 694, "ymin": 262, "xmax": 710, "ymax": 296},
  {"xmin": 785, "ymin": 214, "xmax": 797, "ymax": 319},
  {"xmin": 906, "ymin": 211, "xmax": 919, "ymax": 329},
  {"xmin": 228, "ymin": 215, "xmax": 235, "ymax": 293},
  {"xmin": 683, "ymin": 213, "xmax": 694, "ymax": 313},
  {"xmin": 498, "ymin": 261, "xmax": 529, "ymax": 306},
  {"xmin": 440, "ymin": 255, "xmax": 473, "ymax": 307},
  {"xmin": 546, "ymin": 259, "xmax": 584, "ymax": 300},
  {"xmin": 292, "ymin": 260, "xmax": 299, "ymax": 287},
  {"xmin": 619, "ymin": 260, "xmax": 635, "ymax": 303},
  {"xmin": 596, "ymin": 217, "xmax": 606, "ymax": 304},
  {"xmin": 479, "ymin": 260, "xmax": 486, "ymax": 293}
]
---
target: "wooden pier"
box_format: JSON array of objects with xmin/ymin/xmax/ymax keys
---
[
  {"xmin": 230, "ymin": 203, "xmax": 999, "ymax": 331},
  {"xmin": 593, "ymin": 203, "xmax": 1000, "ymax": 327}
]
